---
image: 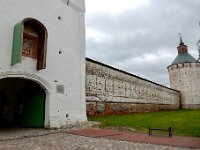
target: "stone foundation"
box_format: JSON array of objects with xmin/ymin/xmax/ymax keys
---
[
  {"xmin": 182, "ymin": 104, "xmax": 200, "ymax": 109},
  {"xmin": 86, "ymin": 102, "xmax": 179, "ymax": 115}
]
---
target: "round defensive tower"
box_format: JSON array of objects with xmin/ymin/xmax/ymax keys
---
[{"xmin": 167, "ymin": 35, "xmax": 200, "ymax": 109}]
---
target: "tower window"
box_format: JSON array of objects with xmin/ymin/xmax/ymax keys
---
[{"xmin": 12, "ymin": 18, "xmax": 48, "ymax": 70}]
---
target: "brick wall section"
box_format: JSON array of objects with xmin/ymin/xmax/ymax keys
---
[
  {"xmin": 86, "ymin": 58, "xmax": 180, "ymax": 115},
  {"xmin": 168, "ymin": 62, "xmax": 200, "ymax": 109}
]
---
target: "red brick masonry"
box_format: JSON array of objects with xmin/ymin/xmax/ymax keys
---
[{"xmin": 66, "ymin": 128, "xmax": 200, "ymax": 149}]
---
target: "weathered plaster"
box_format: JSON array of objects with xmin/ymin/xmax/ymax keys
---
[
  {"xmin": 86, "ymin": 58, "xmax": 180, "ymax": 115},
  {"xmin": 168, "ymin": 62, "xmax": 200, "ymax": 109}
]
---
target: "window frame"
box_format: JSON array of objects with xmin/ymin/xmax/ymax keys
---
[{"xmin": 11, "ymin": 18, "xmax": 48, "ymax": 70}]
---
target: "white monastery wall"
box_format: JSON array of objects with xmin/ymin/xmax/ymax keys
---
[
  {"xmin": 0, "ymin": 0, "xmax": 86, "ymax": 128},
  {"xmin": 168, "ymin": 63, "xmax": 200, "ymax": 109},
  {"xmin": 86, "ymin": 58, "xmax": 180, "ymax": 115}
]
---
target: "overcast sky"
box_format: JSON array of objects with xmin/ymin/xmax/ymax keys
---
[{"xmin": 85, "ymin": 0, "xmax": 200, "ymax": 86}]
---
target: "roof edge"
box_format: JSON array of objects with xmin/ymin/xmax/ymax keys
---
[{"xmin": 86, "ymin": 57, "xmax": 179, "ymax": 92}]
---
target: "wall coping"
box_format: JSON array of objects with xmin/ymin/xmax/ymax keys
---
[{"xmin": 86, "ymin": 57, "xmax": 179, "ymax": 92}]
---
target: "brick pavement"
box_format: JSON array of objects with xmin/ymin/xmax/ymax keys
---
[
  {"xmin": 0, "ymin": 128, "xmax": 199, "ymax": 150},
  {"xmin": 66, "ymin": 128, "xmax": 200, "ymax": 149}
]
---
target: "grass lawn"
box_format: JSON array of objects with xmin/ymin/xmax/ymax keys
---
[{"xmin": 88, "ymin": 110, "xmax": 200, "ymax": 137}]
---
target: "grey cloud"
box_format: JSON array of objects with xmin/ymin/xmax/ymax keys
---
[{"xmin": 86, "ymin": 0, "xmax": 200, "ymax": 85}]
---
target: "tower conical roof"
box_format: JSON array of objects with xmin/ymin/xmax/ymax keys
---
[
  {"xmin": 172, "ymin": 53, "xmax": 196, "ymax": 65},
  {"xmin": 171, "ymin": 34, "xmax": 197, "ymax": 65}
]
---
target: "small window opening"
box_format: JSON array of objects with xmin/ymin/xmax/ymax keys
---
[
  {"xmin": 22, "ymin": 19, "xmax": 48, "ymax": 70},
  {"xmin": 11, "ymin": 18, "xmax": 48, "ymax": 70}
]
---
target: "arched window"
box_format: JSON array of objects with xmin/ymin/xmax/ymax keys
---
[{"xmin": 11, "ymin": 18, "xmax": 48, "ymax": 70}]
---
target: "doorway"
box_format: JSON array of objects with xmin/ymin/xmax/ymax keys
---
[{"xmin": 0, "ymin": 78, "xmax": 45, "ymax": 127}]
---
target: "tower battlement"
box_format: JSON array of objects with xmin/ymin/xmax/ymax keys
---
[{"xmin": 168, "ymin": 62, "xmax": 200, "ymax": 71}]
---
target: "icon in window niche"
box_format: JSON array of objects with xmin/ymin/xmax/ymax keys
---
[
  {"xmin": 23, "ymin": 38, "xmax": 33, "ymax": 55},
  {"xmin": 22, "ymin": 33, "xmax": 38, "ymax": 59}
]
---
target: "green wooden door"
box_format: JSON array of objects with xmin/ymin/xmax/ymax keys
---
[{"xmin": 20, "ymin": 85, "xmax": 45, "ymax": 127}]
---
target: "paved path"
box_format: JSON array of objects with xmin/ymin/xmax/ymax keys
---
[
  {"xmin": 67, "ymin": 128, "xmax": 200, "ymax": 149},
  {"xmin": 0, "ymin": 128, "xmax": 199, "ymax": 150}
]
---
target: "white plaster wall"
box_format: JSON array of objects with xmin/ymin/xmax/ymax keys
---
[
  {"xmin": 86, "ymin": 59, "xmax": 180, "ymax": 106},
  {"xmin": 168, "ymin": 63, "xmax": 200, "ymax": 108},
  {"xmin": 0, "ymin": 0, "xmax": 86, "ymax": 128}
]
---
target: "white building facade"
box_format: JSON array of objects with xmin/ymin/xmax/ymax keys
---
[{"xmin": 0, "ymin": 0, "xmax": 86, "ymax": 128}]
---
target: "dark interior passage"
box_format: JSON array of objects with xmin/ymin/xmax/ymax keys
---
[{"xmin": 0, "ymin": 78, "xmax": 45, "ymax": 127}]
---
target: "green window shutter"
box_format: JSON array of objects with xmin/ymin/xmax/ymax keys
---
[{"xmin": 11, "ymin": 22, "xmax": 23, "ymax": 65}]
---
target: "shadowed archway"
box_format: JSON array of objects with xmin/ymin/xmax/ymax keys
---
[{"xmin": 0, "ymin": 78, "xmax": 46, "ymax": 127}]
